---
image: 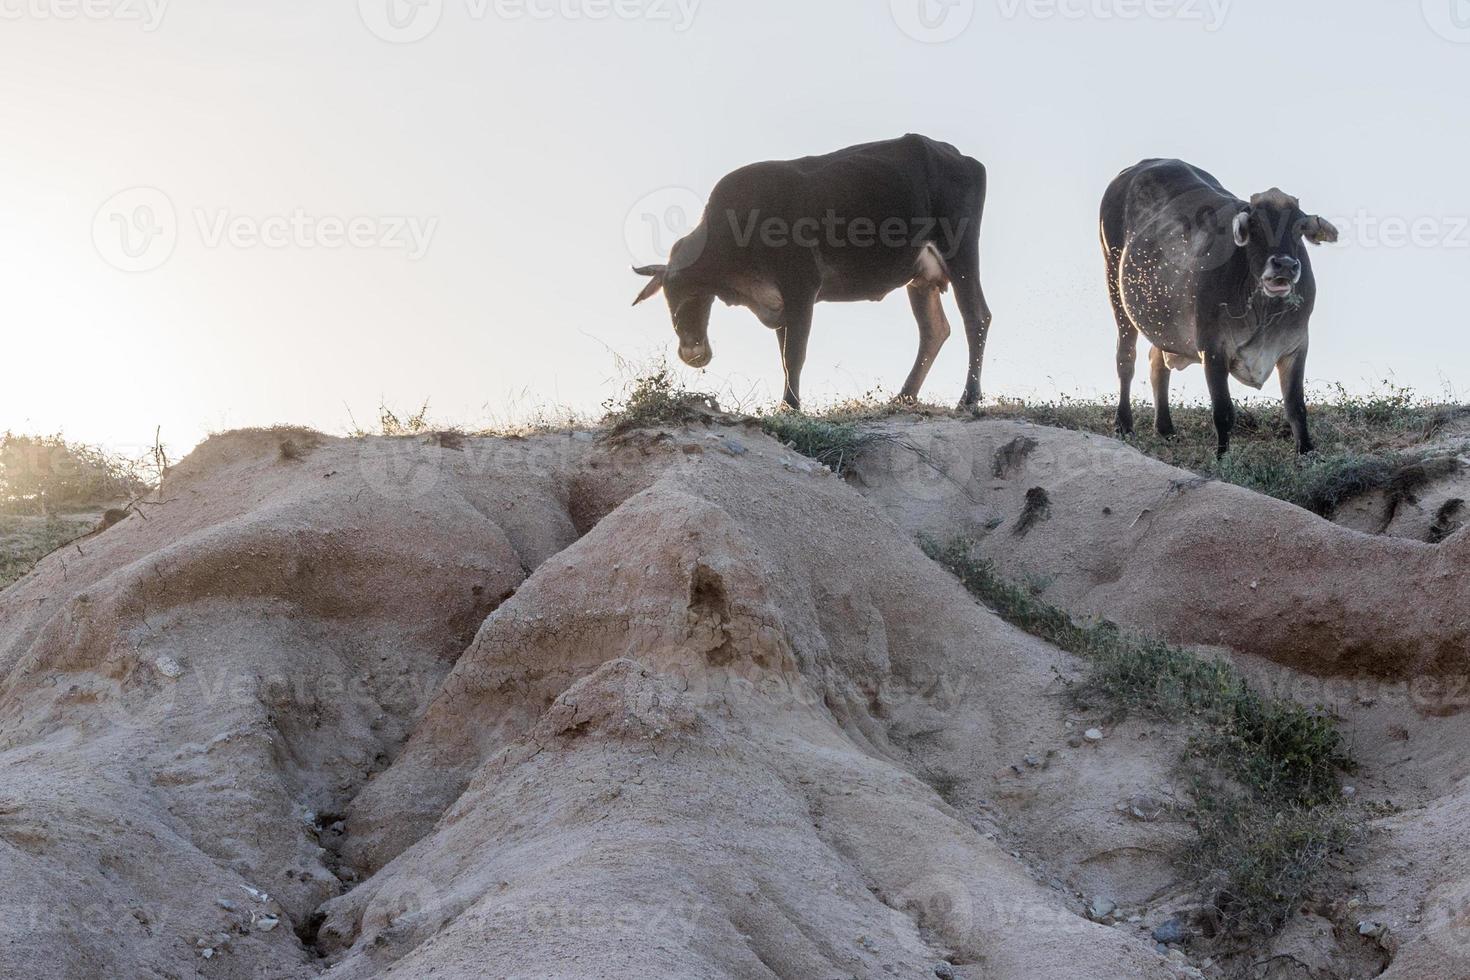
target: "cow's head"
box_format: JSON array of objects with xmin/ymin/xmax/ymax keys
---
[
  {"xmin": 631, "ymin": 236, "xmax": 716, "ymax": 368},
  {"xmin": 1231, "ymin": 189, "xmax": 1338, "ymax": 300}
]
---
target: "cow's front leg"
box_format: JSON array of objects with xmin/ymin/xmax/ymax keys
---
[
  {"xmin": 777, "ymin": 294, "xmax": 816, "ymax": 410},
  {"xmin": 1203, "ymin": 348, "xmax": 1237, "ymax": 458},
  {"xmin": 1277, "ymin": 346, "xmax": 1314, "ymax": 454}
]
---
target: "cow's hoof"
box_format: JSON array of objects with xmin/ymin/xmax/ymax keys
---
[{"xmin": 1156, "ymin": 423, "xmax": 1177, "ymax": 439}]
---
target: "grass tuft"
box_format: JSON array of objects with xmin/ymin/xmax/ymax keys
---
[
  {"xmin": 923, "ymin": 536, "xmax": 1356, "ymax": 943},
  {"xmin": 600, "ymin": 365, "xmax": 723, "ymax": 435},
  {"xmin": 757, "ymin": 412, "xmax": 889, "ymax": 476}
]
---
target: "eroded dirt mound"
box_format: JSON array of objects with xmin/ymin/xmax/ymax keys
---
[
  {"xmin": 1, "ymin": 417, "xmax": 1466, "ymax": 979},
  {"xmin": 0, "ymin": 425, "xmax": 1193, "ymax": 980},
  {"xmin": 851, "ymin": 419, "xmax": 1470, "ymax": 687}
]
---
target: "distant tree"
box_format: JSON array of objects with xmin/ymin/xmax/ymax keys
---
[{"xmin": 0, "ymin": 433, "xmax": 150, "ymax": 515}]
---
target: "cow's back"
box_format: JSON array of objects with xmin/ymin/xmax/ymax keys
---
[
  {"xmin": 1105, "ymin": 159, "xmax": 1243, "ymax": 353},
  {"xmin": 707, "ymin": 135, "xmax": 977, "ymax": 230}
]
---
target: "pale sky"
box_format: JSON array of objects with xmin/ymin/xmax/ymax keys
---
[{"xmin": 3, "ymin": 0, "xmax": 1469, "ymax": 456}]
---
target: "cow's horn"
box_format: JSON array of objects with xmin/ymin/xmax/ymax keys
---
[{"xmin": 631, "ymin": 264, "xmax": 668, "ymax": 306}]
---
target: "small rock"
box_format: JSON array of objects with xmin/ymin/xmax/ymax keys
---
[
  {"xmin": 1342, "ymin": 785, "xmax": 1358, "ymax": 799},
  {"xmin": 215, "ymin": 899, "xmax": 237, "ymax": 911},
  {"xmin": 721, "ymin": 438, "xmax": 748, "ymax": 457},
  {"xmin": 1168, "ymin": 948, "xmax": 1189, "ymax": 964},
  {"xmin": 239, "ymin": 884, "xmax": 269, "ymax": 903},
  {"xmin": 200, "ymin": 948, "xmax": 214, "ymax": 959},
  {"xmin": 1358, "ymin": 919, "xmax": 1385, "ymax": 938},
  {"xmin": 1125, "ymin": 796, "xmax": 1164, "ymax": 822},
  {"xmin": 1084, "ymin": 728, "xmax": 1105, "ymax": 744},
  {"xmin": 1088, "ymin": 897, "xmax": 1117, "ymax": 921},
  {"xmin": 1152, "ymin": 916, "xmax": 1188, "ymax": 944},
  {"xmin": 253, "ymin": 912, "xmax": 281, "ymax": 933},
  {"xmin": 1023, "ymin": 756, "xmax": 1042, "ymax": 769},
  {"xmin": 154, "ymin": 655, "xmax": 185, "ymax": 679},
  {"xmin": 934, "ymin": 965, "xmax": 955, "ymax": 980}
]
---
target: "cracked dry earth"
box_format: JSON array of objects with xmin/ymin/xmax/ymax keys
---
[{"xmin": 0, "ymin": 419, "xmax": 1466, "ymax": 979}]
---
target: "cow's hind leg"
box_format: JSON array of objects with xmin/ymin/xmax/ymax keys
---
[
  {"xmin": 1150, "ymin": 347, "xmax": 1176, "ymax": 437},
  {"xmin": 1105, "ymin": 246, "xmax": 1138, "ymax": 435},
  {"xmin": 898, "ymin": 283, "xmax": 952, "ymax": 402},
  {"xmin": 948, "ymin": 234, "xmax": 993, "ymax": 410}
]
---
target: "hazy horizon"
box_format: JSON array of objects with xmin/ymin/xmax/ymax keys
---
[{"xmin": 4, "ymin": 0, "xmax": 1469, "ymax": 457}]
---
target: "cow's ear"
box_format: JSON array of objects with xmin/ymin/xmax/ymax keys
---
[
  {"xmin": 631, "ymin": 265, "xmax": 667, "ymax": 306},
  {"xmin": 1303, "ymin": 215, "xmax": 1340, "ymax": 245},
  {"xmin": 1232, "ymin": 211, "xmax": 1251, "ymax": 248}
]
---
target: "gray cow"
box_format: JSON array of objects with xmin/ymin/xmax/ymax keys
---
[{"xmin": 1101, "ymin": 159, "xmax": 1339, "ymax": 456}]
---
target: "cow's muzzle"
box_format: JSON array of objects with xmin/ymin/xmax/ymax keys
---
[
  {"xmin": 1262, "ymin": 256, "xmax": 1302, "ymax": 298},
  {"xmin": 679, "ymin": 344, "xmax": 712, "ymax": 369}
]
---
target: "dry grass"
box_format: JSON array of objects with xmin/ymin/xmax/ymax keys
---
[
  {"xmin": 789, "ymin": 382, "xmax": 1467, "ymax": 518},
  {"xmin": 0, "ymin": 515, "xmax": 94, "ymax": 589}
]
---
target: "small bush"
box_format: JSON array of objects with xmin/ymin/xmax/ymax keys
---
[
  {"xmin": 349, "ymin": 400, "xmax": 434, "ymax": 438},
  {"xmin": 1185, "ymin": 789, "xmax": 1353, "ymax": 939},
  {"xmin": 601, "ymin": 366, "xmax": 722, "ymax": 435}
]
